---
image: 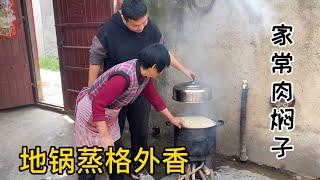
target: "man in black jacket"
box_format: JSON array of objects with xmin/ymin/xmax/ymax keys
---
[{"xmin": 87, "ymin": 0, "xmax": 194, "ymax": 179}]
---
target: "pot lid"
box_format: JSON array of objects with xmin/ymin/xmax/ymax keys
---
[
  {"xmin": 172, "ymin": 81, "xmax": 212, "ymax": 103},
  {"xmin": 173, "ymin": 81, "xmax": 210, "ymax": 91}
]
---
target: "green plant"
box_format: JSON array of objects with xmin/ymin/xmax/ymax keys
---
[{"xmin": 39, "ymin": 56, "xmax": 60, "ymax": 71}]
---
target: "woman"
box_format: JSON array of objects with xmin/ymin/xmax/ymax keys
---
[{"xmin": 74, "ymin": 43, "xmax": 184, "ymax": 150}]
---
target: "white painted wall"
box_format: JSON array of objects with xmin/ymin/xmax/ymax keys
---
[
  {"xmin": 149, "ymin": 0, "xmax": 320, "ymax": 178},
  {"xmin": 31, "ymin": 0, "xmax": 44, "ymax": 57}
]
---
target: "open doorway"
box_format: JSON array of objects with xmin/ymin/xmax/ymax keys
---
[{"xmin": 31, "ymin": 0, "xmax": 63, "ymax": 107}]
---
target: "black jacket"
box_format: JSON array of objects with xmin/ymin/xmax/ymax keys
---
[{"xmin": 95, "ymin": 12, "xmax": 163, "ymax": 71}]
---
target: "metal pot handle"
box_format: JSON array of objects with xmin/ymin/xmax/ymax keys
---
[{"xmin": 216, "ymin": 120, "xmax": 224, "ymax": 126}]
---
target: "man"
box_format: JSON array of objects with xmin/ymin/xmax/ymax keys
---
[{"xmin": 88, "ymin": 0, "xmax": 194, "ymax": 179}]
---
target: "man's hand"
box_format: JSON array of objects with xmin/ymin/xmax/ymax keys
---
[
  {"xmin": 88, "ymin": 64, "xmax": 101, "ymax": 86},
  {"xmin": 169, "ymin": 52, "xmax": 196, "ymax": 81},
  {"xmin": 169, "ymin": 117, "xmax": 185, "ymax": 129},
  {"xmin": 182, "ymin": 68, "xmax": 196, "ymax": 81}
]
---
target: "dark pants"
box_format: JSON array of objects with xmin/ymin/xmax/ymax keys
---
[
  {"xmin": 118, "ymin": 94, "xmax": 151, "ymax": 160},
  {"xmin": 79, "ymin": 95, "xmax": 151, "ymax": 180},
  {"xmin": 110, "ymin": 94, "xmax": 151, "ymax": 180}
]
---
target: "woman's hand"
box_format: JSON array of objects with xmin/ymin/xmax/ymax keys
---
[
  {"xmin": 160, "ymin": 108, "xmax": 185, "ymax": 128},
  {"xmin": 100, "ymin": 136, "xmax": 114, "ymax": 150},
  {"xmin": 95, "ymin": 121, "xmax": 114, "ymax": 150},
  {"xmin": 169, "ymin": 117, "xmax": 185, "ymax": 129}
]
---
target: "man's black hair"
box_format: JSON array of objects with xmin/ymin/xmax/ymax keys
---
[
  {"xmin": 121, "ymin": 0, "xmax": 148, "ymax": 21},
  {"xmin": 138, "ymin": 43, "xmax": 170, "ymax": 73}
]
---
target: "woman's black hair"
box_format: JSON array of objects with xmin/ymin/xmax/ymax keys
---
[
  {"xmin": 138, "ymin": 43, "xmax": 171, "ymax": 73},
  {"xmin": 121, "ymin": 0, "xmax": 147, "ymax": 21}
]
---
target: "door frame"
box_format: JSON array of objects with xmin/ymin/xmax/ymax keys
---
[
  {"xmin": 19, "ymin": 0, "xmax": 117, "ymax": 114},
  {"xmin": 20, "ymin": 0, "xmax": 65, "ymax": 113}
]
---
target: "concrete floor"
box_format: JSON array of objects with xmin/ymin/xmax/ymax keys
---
[
  {"xmin": 0, "ymin": 107, "xmax": 311, "ymax": 180},
  {"xmin": 40, "ymin": 69, "xmax": 64, "ymax": 107}
]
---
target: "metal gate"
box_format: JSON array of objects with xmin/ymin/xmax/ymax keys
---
[{"xmin": 53, "ymin": 0, "xmax": 113, "ymax": 112}]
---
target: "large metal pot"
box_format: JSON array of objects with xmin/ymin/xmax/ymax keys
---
[
  {"xmin": 172, "ymin": 81, "xmax": 212, "ymax": 103},
  {"xmin": 174, "ymin": 119, "xmax": 224, "ymax": 161}
]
